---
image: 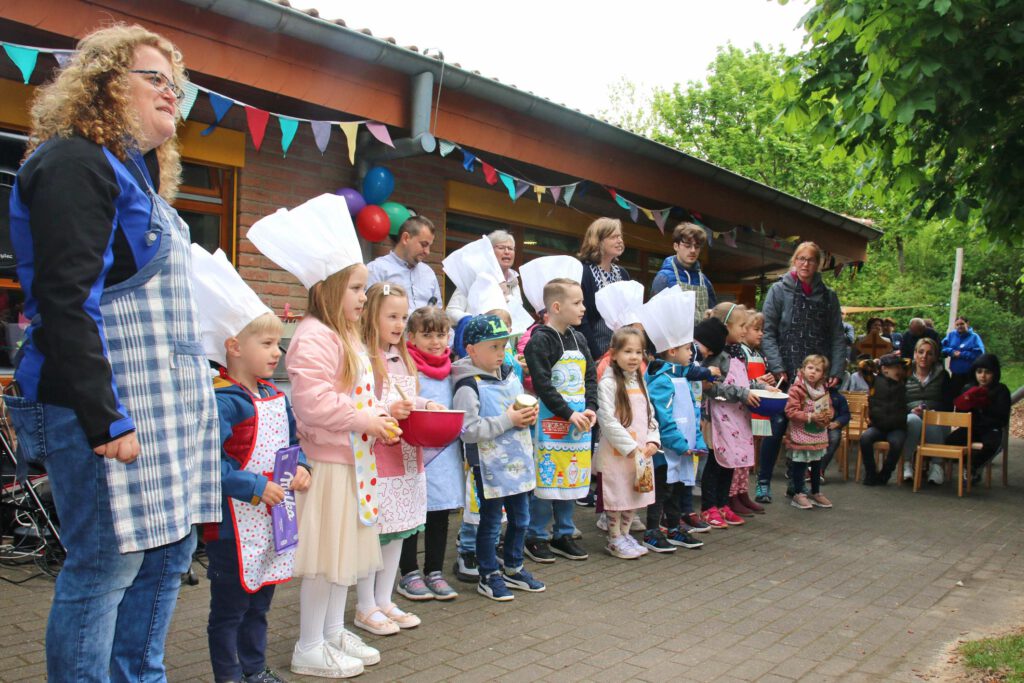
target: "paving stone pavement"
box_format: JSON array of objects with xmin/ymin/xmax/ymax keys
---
[{"xmin": 2, "ymin": 447, "xmax": 1023, "ymax": 682}]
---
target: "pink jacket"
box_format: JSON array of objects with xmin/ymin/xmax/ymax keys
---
[{"xmin": 286, "ymin": 316, "xmax": 380, "ymax": 465}]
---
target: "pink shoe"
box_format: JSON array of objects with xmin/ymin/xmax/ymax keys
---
[
  {"xmin": 720, "ymin": 505, "xmax": 746, "ymax": 526},
  {"xmin": 701, "ymin": 507, "xmax": 728, "ymax": 529}
]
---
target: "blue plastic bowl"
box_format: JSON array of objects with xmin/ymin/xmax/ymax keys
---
[{"xmin": 749, "ymin": 389, "xmax": 788, "ymax": 417}]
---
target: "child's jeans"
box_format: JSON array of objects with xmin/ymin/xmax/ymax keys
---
[
  {"xmin": 475, "ymin": 483, "xmax": 530, "ymax": 577},
  {"xmin": 206, "ymin": 539, "xmax": 275, "ymax": 682},
  {"xmin": 819, "ymin": 427, "xmax": 844, "ymax": 472},
  {"xmin": 527, "ymin": 496, "xmax": 576, "ymax": 542},
  {"xmin": 457, "ymin": 521, "xmax": 477, "ymax": 555}
]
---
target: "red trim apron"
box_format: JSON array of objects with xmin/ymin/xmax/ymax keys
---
[
  {"xmin": 374, "ymin": 372, "xmax": 427, "ymax": 536},
  {"xmin": 742, "ymin": 345, "xmax": 773, "ymax": 437},
  {"xmin": 226, "ymin": 378, "xmax": 295, "ymax": 592}
]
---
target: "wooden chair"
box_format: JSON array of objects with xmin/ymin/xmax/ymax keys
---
[
  {"xmin": 980, "ymin": 426, "xmax": 1010, "ymax": 488},
  {"xmin": 840, "ymin": 391, "xmax": 868, "ymax": 481},
  {"xmin": 913, "ymin": 410, "xmax": 972, "ymax": 497}
]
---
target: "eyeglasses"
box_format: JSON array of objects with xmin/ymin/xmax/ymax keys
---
[
  {"xmin": 677, "ymin": 241, "xmax": 701, "ymax": 250},
  {"xmin": 794, "ymin": 256, "xmax": 818, "ymax": 264},
  {"xmin": 130, "ymin": 70, "xmax": 184, "ymax": 100}
]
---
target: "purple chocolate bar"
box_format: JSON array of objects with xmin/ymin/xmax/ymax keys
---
[{"xmin": 272, "ymin": 445, "xmax": 301, "ymax": 553}]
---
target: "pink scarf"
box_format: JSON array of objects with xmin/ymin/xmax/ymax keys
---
[
  {"xmin": 790, "ymin": 271, "xmax": 813, "ymax": 296},
  {"xmin": 407, "ymin": 344, "xmax": 452, "ymax": 380}
]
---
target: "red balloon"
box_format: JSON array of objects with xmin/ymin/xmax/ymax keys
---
[{"xmin": 356, "ymin": 205, "xmax": 390, "ymax": 242}]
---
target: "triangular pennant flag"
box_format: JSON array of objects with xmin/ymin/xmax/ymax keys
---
[
  {"xmin": 849, "ymin": 264, "xmax": 857, "ymax": 280},
  {"xmin": 3, "ymin": 44, "xmax": 38, "ymax": 84},
  {"xmin": 759, "ymin": 224, "xmax": 767, "ymax": 236},
  {"xmin": 338, "ymin": 122, "xmax": 358, "ymax": 164},
  {"xmin": 481, "ymin": 162, "xmax": 498, "ymax": 185},
  {"xmin": 514, "ymin": 180, "xmax": 530, "ymax": 200},
  {"xmin": 201, "ymin": 92, "xmax": 234, "ymax": 136},
  {"xmin": 278, "ymin": 116, "xmax": 298, "ymax": 156},
  {"xmin": 438, "ymin": 139, "xmax": 456, "ymax": 157},
  {"xmin": 54, "ymin": 50, "xmax": 73, "ymax": 69},
  {"xmin": 834, "ymin": 262, "xmax": 845, "ymax": 277},
  {"xmin": 549, "ymin": 186, "xmax": 562, "ymax": 204},
  {"xmin": 723, "ymin": 230, "xmax": 737, "ymax": 248},
  {"xmin": 498, "ymin": 172, "xmax": 516, "ymax": 200},
  {"xmin": 178, "ymin": 82, "xmax": 199, "ymax": 120},
  {"xmin": 534, "ymin": 185, "xmax": 545, "ymax": 203},
  {"xmin": 654, "ymin": 209, "xmax": 669, "ymax": 233},
  {"xmin": 629, "ymin": 204, "xmax": 639, "ymax": 223},
  {"xmin": 310, "ymin": 120, "xmax": 332, "ymax": 154},
  {"xmin": 365, "ymin": 121, "xmax": 395, "ymax": 148},
  {"xmin": 563, "ymin": 183, "xmax": 576, "ymax": 206},
  {"xmin": 461, "ymin": 150, "xmax": 476, "ymax": 172},
  {"xmin": 245, "ymin": 106, "xmax": 271, "ymax": 152},
  {"xmin": 641, "ymin": 208, "xmax": 654, "ymax": 221},
  {"xmin": 613, "ymin": 193, "xmax": 632, "ymax": 212},
  {"xmin": 704, "ymin": 226, "xmax": 714, "ymax": 247}
]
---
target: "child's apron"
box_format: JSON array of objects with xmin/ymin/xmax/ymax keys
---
[
  {"xmin": 476, "ymin": 378, "xmax": 536, "ymax": 500},
  {"xmin": 598, "ymin": 383, "xmax": 655, "ymax": 510},
  {"xmin": 418, "ymin": 374, "xmax": 463, "ymax": 511},
  {"xmin": 534, "ymin": 331, "xmax": 591, "ymax": 500},
  {"xmin": 374, "ymin": 372, "xmax": 427, "ymax": 536},
  {"xmin": 350, "ymin": 352, "xmax": 380, "ymax": 526},
  {"xmin": 225, "ymin": 379, "xmax": 295, "ymax": 592},
  {"xmin": 743, "ymin": 346, "xmax": 773, "ymax": 437},
  {"xmin": 665, "ymin": 375, "xmax": 701, "ymax": 485},
  {"xmin": 710, "ymin": 357, "xmax": 755, "ymax": 468}
]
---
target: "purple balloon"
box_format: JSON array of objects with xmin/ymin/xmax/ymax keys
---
[{"xmin": 335, "ymin": 187, "xmax": 366, "ymax": 217}]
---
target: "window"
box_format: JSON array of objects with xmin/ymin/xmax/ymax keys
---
[{"xmin": 175, "ymin": 161, "xmax": 236, "ymax": 257}]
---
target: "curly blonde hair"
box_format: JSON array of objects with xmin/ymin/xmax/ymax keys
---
[{"xmin": 25, "ymin": 24, "xmax": 187, "ymax": 199}]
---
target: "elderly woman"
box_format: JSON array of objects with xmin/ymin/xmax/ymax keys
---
[
  {"xmin": 577, "ymin": 217, "xmax": 631, "ymax": 360},
  {"xmin": 445, "ymin": 229, "xmax": 524, "ymax": 325},
  {"xmin": 5, "ymin": 25, "xmax": 220, "ymax": 679},
  {"xmin": 901, "ymin": 337, "xmax": 954, "ymax": 484},
  {"xmin": 756, "ymin": 241, "xmax": 847, "ymax": 502}
]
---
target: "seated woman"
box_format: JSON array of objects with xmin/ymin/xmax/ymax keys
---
[
  {"xmin": 900, "ymin": 338, "xmax": 954, "ymax": 484},
  {"xmin": 944, "ymin": 354, "xmax": 1011, "ymax": 486}
]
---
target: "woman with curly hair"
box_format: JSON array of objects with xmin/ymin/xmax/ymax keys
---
[{"xmin": 5, "ymin": 24, "xmax": 221, "ymax": 681}]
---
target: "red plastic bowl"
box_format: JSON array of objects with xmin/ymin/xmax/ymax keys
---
[{"xmin": 398, "ymin": 409, "xmax": 465, "ymax": 448}]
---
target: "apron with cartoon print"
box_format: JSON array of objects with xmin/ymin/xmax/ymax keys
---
[{"xmin": 534, "ymin": 331, "xmax": 592, "ymax": 500}]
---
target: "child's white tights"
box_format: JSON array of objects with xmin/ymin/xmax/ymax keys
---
[
  {"xmin": 356, "ymin": 539, "xmax": 411, "ymax": 623},
  {"xmin": 297, "ymin": 576, "xmax": 349, "ymax": 652}
]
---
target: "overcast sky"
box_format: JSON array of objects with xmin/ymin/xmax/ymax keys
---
[{"xmin": 306, "ymin": 0, "xmax": 812, "ymax": 117}]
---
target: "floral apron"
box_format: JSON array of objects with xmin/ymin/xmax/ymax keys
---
[
  {"xmin": 710, "ymin": 358, "xmax": 755, "ymax": 468},
  {"xmin": 225, "ymin": 379, "xmax": 295, "ymax": 592},
  {"xmin": 374, "ymin": 373, "xmax": 426, "ymax": 536},
  {"xmin": 534, "ymin": 332, "xmax": 591, "ymax": 500}
]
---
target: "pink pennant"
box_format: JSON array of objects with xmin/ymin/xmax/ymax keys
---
[
  {"xmin": 723, "ymin": 229, "xmax": 737, "ymax": 248},
  {"xmin": 365, "ymin": 122, "xmax": 395, "ymax": 148},
  {"xmin": 653, "ymin": 209, "xmax": 668, "ymax": 233},
  {"xmin": 549, "ymin": 186, "xmax": 562, "ymax": 204}
]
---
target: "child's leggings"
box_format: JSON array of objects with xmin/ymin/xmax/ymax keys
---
[
  {"xmin": 790, "ymin": 457, "xmax": 822, "ymax": 495},
  {"xmin": 729, "ymin": 466, "xmax": 751, "ymax": 496},
  {"xmin": 399, "ymin": 509, "xmax": 451, "ymax": 576},
  {"xmin": 700, "ymin": 455, "xmax": 733, "ymax": 510},
  {"xmin": 604, "ymin": 509, "xmax": 634, "ymax": 538}
]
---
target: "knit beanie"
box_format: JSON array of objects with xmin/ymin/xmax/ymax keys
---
[{"xmin": 693, "ymin": 318, "xmax": 728, "ymax": 357}]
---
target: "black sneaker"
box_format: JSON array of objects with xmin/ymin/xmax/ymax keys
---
[
  {"xmin": 549, "ymin": 535, "xmax": 589, "ymax": 560},
  {"xmin": 575, "ymin": 490, "xmax": 596, "ymax": 507},
  {"xmin": 243, "ymin": 668, "xmax": 287, "ymax": 683},
  {"xmin": 642, "ymin": 529, "xmax": 677, "ymax": 554},
  {"xmin": 665, "ymin": 527, "xmax": 704, "ymax": 549},
  {"xmin": 524, "ymin": 540, "xmax": 556, "ymax": 563},
  {"xmin": 453, "ymin": 552, "xmax": 479, "ymax": 582}
]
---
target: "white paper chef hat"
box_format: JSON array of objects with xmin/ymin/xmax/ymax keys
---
[
  {"xmin": 190, "ymin": 244, "xmax": 275, "ymax": 366},
  {"xmin": 247, "ymin": 193, "xmax": 363, "ymax": 289},
  {"xmin": 638, "ymin": 287, "xmax": 696, "ymax": 353},
  {"xmin": 518, "ymin": 255, "xmax": 584, "ymax": 313},
  {"xmin": 441, "ymin": 237, "xmax": 505, "ymax": 294},
  {"xmin": 595, "ymin": 280, "xmax": 644, "ymax": 332},
  {"xmin": 468, "ymin": 273, "xmax": 509, "ymax": 315}
]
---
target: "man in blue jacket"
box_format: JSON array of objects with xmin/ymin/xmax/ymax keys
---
[{"xmin": 942, "ymin": 316, "xmax": 985, "ymax": 395}]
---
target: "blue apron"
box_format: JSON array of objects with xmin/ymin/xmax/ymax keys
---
[
  {"xmin": 418, "ymin": 374, "xmax": 464, "ymax": 511},
  {"xmin": 665, "ymin": 375, "xmax": 700, "ymax": 485},
  {"xmin": 476, "ymin": 376, "xmax": 536, "ymax": 500}
]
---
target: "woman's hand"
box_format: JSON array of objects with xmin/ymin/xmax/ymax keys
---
[
  {"xmin": 389, "ymin": 399, "xmax": 415, "ymax": 420},
  {"xmin": 290, "ymin": 466, "xmax": 312, "ymax": 492},
  {"xmin": 94, "ymin": 432, "xmax": 141, "ymax": 464}
]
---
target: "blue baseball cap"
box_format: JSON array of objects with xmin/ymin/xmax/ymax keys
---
[{"xmin": 464, "ymin": 314, "xmax": 510, "ymax": 346}]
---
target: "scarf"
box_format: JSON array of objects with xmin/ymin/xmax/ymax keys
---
[
  {"xmin": 790, "ymin": 271, "xmax": 813, "ymax": 296},
  {"xmin": 725, "ymin": 342, "xmax": 745, "ymax": 360},
  {"xmin": 408, "ymin": 344, "xmax": 452, "ymax": 380}
]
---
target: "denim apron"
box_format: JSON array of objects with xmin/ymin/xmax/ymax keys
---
[
  {"xmin": 534, "ymin": 331, "xmax": 591, "ymax": 500},
  {"xmin": 476, "ymin": 378, "xmax": 536, "ymax": 500},
  {"xmin": 418, "ymin": 374, "xmax": 464, "ymax": 511},
  {"xmin": 92, "ymin": 156, "xmax": 221, "ymax": 553},
  {"xmin": 222, "ymin": 378, "xmax": 294, "ymax": 592}
]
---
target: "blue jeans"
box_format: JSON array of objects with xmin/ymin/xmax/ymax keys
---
[
  {"xmin": 206, "ymin": 539, "xmax": 275, "ymax": 682},
  {"xmin": 475, "ymin": 482, "xmax": 530, "ymax": 577},
  {"xmin": 457, "ymin": 521, "xmax": 477, "ymax": 555},
  {"xmin": 526, "ymin": 495, "xmax": 575, "ymax": 541},
  {"xmin": 819, "ymin": 428, "xmax": 844, "ymax": 472},
  {"xmin": 758, "ymin": 413, "xmax": 789, "ymax": 484},
  {"xmin": 4, "ymin": 398, "xmax": 196, "ymax": 683}
]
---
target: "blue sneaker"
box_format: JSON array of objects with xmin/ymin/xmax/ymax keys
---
[
  {"xmin": 755, "ymin": 481, "xmax": 773, "ymax": 503},
  {"xmin": 503, "ymin": 568, "xmax": 545, "ymax": 592},
  {"xmin": 666, "ymin": 527, "xmax": 704, "ymax": 549},
  {"xmin": 477, "ymin": 571, "xmax": 514, "ymax": 601}
]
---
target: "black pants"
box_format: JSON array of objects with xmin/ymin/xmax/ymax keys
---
[
  {"xmin": 946, "ymin": 427, "xmax": 1003, "ymax": 475},
  {"xmin": 790, "ymin": 459, "xmax": 822, "ymax": 495},
  {"xmin": 701, "ymin": 454, "xmax": 733, "ymax": 510},
  {"xmin": 206, "ymin": 539, "xmax": 275, "ymax": 682},
  {"xmin": 646, "ymin": 464, "xmax": 692, "ymax": 530},
  {"xmin": 859, "ymin": 426, "xmax": 907, "ymax": 482},
  {"xmin": 399, "ymin": 509, "xmax": 452, "ymax": 576}
]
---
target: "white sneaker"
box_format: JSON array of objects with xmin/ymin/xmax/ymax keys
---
[
  {"xmin": 291, "ymin": 642, "xmax": 364, "ymax": 678},
  {"xmin": 622, "ymin": 533, "xmax": 648, "ymax": 556},
  {"xmin": 596, "ymin": 512, "xmax": 609, "ymax": 532},
  {"xmin": 928, "ymin": 462, "xmax": 945, "ymax": 485},
  {"xmin": 629, "ymin": 516, "xmax": 646, "ymax": 531},
  {"xmin": 902, "ymin": 463, "xmax": 914, "ymax": 481},
  {"xmin": 327, "ymin": 628, "xmax": 381, "ymax": 665},
  {"xmin": 605, "ymin": 535, "xmax": 639, "ymax": 559}
]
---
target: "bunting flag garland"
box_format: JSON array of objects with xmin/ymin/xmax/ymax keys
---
[
  {"xmin": 179, "ymin": 82, "xmax": 199, "ymax": 121},
  {"xmin": 3, "ymin": 44, "xmax": 38, "ymax": 84},
  {"xmin": 245, "ymin": 106, "xmax": 271, "ymax": 151},
  {"xmin": 514, "ymin": 180, "xmax": 531, "ymax": 200},
  {"xmin": 534, "ymin": 185, "xmax": 545, "ymax": 202},
  {"xmin": 364, "ymin": 121, "xmax": 395, "ymax": 148},
  {"xmin": 53, "ymin": 51, "xmax": 73, "ymax": 69},
  {"xmin": 311, "ymin": 120, "xmax": 332, "ymax": 154},
  {"xmin": 461, "ymin": 150, "xmax": 476, "ymax": 172},
  {"xmin": 339, "ymin": 122, "xmax": 359, "ymax": 164},
  {"xmin": 202, "ymin": 92, "xmax": 234, "ymax": 136},
  {"xmin": 481, "ymin": 161, "xmax": 498, "ymax": 185},
  {"xmin": 835, "ymin": 262, "xmax": 845, "ymax": 277},
  {"xmin": 653, "ymin": 209, "xmax": 668, "ymax": 233},
  {"xmin": 549, "ymin": 186, "xmax": 562, "ymax": 204},
  {"xmin": 438, "ymin": 139, "xmax": 457, "ymax": 157},
  {"xmin": 562, "ymin": 183, "xmax": 576, "ymax": 206},
  {"xmin": 498, "ymin": 172, "xmax": 516, "ymax": 200},
  {"xmin": 722, "ymin": 230, "xmax": 737, "ymax": 248},
  {"xmin": 278, "ymin": 117, "xmax": 298, "ymax": 156}
]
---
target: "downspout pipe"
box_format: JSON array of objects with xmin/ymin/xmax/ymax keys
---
[{"xmin": 362, "ymin": 71, "xmax": 436, "ymax": 163}]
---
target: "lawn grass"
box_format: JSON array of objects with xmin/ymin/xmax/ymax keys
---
[
  {"xmin": 958, "ymin": 630, "xmax": 1024, "ymax": 682},
  {"xmin": 1003, "ymin": 361, "xmax": 1024, "ymax": 393}
]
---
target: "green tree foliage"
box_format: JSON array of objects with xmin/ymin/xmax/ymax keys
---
[{"xmin": 782, "ymin": 0, "xmax": 1024, "ymax": 241}]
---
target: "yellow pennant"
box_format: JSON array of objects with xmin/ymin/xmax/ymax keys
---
[{"xmin": 338, "ymin": 122, "xmax": 359, "ymax": 165}]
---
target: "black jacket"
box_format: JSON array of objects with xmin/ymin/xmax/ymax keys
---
[
  {"xmin": 523, "ymin": 325, "xmax": 598, "ymax": 419},
  {"xmin": 869, "ymin": 375, "xmax": 908, "ymax": 432}
]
